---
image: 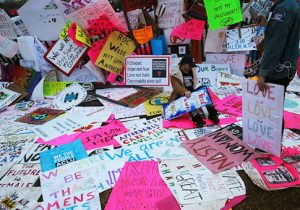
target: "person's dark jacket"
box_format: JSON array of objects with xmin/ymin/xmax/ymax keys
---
[{"xmin": 258, "ymin": 0, "xmax": 300, "ymax": 81}]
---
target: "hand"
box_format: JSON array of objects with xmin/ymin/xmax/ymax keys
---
[
  {"xmin": 257, "ymin": 76, "xmax": 267, "ymax": 92},
  {"xmin": 184, "ymin": 91, "xmax": 191, "ymax": 98}
]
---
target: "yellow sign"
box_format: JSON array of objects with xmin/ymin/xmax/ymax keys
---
[
  {"xmin": 43, "ymin": 82, "xmax": 74, "ymax": 97},
  {"xmin": 60, "ymin": 21, "xmax": 71, "ymax": 39},
  {"xmin": 95, "ymin": 31, "xmax": 135, "ymax": 74},
  {"xmin": 76, "ymin": 25, "xmax": 91, "ymax": 47},
  {"xmin": 132, "ymin": 26, "xmax": 153, "ymax": 44},
  {"xmin": 143, "ymin": 94, "xmax": 169, "ymax": 116}
]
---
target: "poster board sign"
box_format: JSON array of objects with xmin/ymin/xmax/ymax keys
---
[
  {"xmin": 132, "ymin": 26, "xmax": 153, "ymax": 44},
  {"xmin": 248, "ymin": 0, "xmax": 274, "ymax": 19},
  {"xmin": 242, "ymin": 79, "xmax": 284, "ymax": 156},
  {"xmin": 226, "ymin": 27, "xmax": 257, "ymax": 52},
  {"xmin": 216, "ymin": 72, "xmax": 243, "ymax": 89},
  {"xmin": 157, "ymin": 0, "xmax": 185, "ymax": 29},
  {"xmin": 171, "ymin": 19, "xmax": 205, "ymax": 41},
  {"xmin": 206, "ymin": 53, "xmax": 246, "ymax": 76},
  {"xmin": 44, "ymin": 36, "xmax": 88, "ymax": 76},
  {"xmin": 95, "ymin": 31, "xmax": 135, "ymax": 74},
  {"xmin": 203, "ymin": 0, "xmax": 243, "ymax": 30},
  {"xmin": 182, "ymin": 128, "xmax": 259, "ymax": 173},
  {"xmin": 0, "ymin": 9, "xmax": 18, "ymax": 39},
  {"xmin": 163, "ymin": 87, "xmax": 212, "ymax": 120},
  {"xmin": 195, "ymin": 64, "xmax": 230, "ymax": 87},
  {"xmin": 204, "ymin": 28, "xmax": 227, "ymax": 53},
  {"xmin": 125, "ymin": 55, "xmax": 170, "ymax": 86}
]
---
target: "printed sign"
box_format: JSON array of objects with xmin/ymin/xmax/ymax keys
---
[
  {"xmin": 39, "ymin": 140, "xmax": 88, "ymax": 172},
  {"xmin": 95, "ymin": 31, "xmax": 135, "ymax": 74},
  {"xmin": 195, "ymin": 64, "xmax": 230, "ymax": 87},
  {"xmin": 182, "ymin": 128, "xmax": 259, "ymax": 173},
  {"xmin": 125, "ymin": 56, "xmax": 170, "ymax": 86},
  {"xmin": 226, "ymin": 27, "xmax": 257, "ymax": 52},
  {"xmin": 203, "ymin": 0, "xmax": 243, "ymax": 30},
  {"xmin": 242, "ymin": 79, "xmax": 284, "ymax": 156},
  {"xmin": 51, "ymin": 83, "xmax": 87, "ymax": 110},
  {"xmin": 44, "ymin": 36, "xmax": 88, "ymax": 76},
  {"xmin": 163, "ymin": 87, "xmax": 212, "ymax": 120},
  {"xmin": 0, "ymin": 88, "xmax": 21, "ymax": 108},
  {"xmin": 132, "ymin": 26, "xmax": 153, "ymax": 44},
  {"xmin": 16, "ymin": 108, "xmax": 65, "ymax": 125},
  {"xmin": 172, "ymin": 19, "xmax": 205, "ymax": 40},
  {"xmin": 143, "ymin": 94, "xmax": 169, "ymax": 116}
]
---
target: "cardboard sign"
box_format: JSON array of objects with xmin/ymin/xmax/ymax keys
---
[
  {"xmin": 203, "ymin": 0, "xmax": 243, "ymax": 30},
  {"xmin": 51, "ymin": 83, "xmax": 87, "ymax": 110},
  {"xmin": 87, "ymin": 14, "xmax": 122, "ymax": 37},
  {"xmin": 39, "ymin": 140, "xmax": 88, "ymax": 172},
  {"xmin": 132, "ymin": 26, "xmax": 153, "ymax": 44},
  {"xmin": 125, "ymin": 55, "xmax": 170, "ymax": 86},
  {"xmin": 0, "ymin": 163, "xmax": 40, "ymax": 188},
  {"xmin": 226, "ymin": 27, "xmax": 257, "ymax": 52},
  {"xmin": 172, "ymin": 19, "xmax": 205, "ymax": 40},
  {"xmin": 95, "ymin": 31, "xmax": 135, "ymax": 74},
  {"xmin": 0, "ymin": 36, "xmax": 19, "ymax": 59},
  {"xmin": 105, "ymin": 161, "xmax": 173, "ymax": 210},
  {"xmin": 242, "ymin": 79, "xmax": 284, "ymax": 156},
  {"xmin": 158, "ymin": 0, "xmax": 185, "ymax": 29},
  {"xmin": 182, "ymin": 129, "xmax": 259, "ymax": 173},
  {"xmin": 248, "ymin": 0, "xmax": 274, "ymax": 19},
  {"xmin": 44, "ymin": 36, "xmax": 88, "ymax": 76},
  {"xmin": 206, "ymin": 53, "xmax": 246, "ymax": 76},
  {"xmin": 195, "ymin": 64, "xmax": 230, "ymax": 87},
  {"xmin": 16, "ymin": 108, "xmax": 65, "ymax": 125},
  {"xmin": 0, "ymin": 9, "xmax": 18, "ymax": 39},
  {"xmin": 163, "ymin": 87, "xmax": 212, "ymax": 120}
]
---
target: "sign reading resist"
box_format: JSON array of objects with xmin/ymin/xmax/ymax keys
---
[{"xmin": 125, "ymin": 56, "xmax": 170, "ymax": 86}]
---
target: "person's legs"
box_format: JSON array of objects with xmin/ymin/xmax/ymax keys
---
[{"xmin": 189, "ymin": 110, "xmax": 205, "ymax": 127}]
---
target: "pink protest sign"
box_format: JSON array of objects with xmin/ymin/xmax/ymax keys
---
[
  {"xmin": 87, "ymin": 14, "xmax": 123, "ymax": 37},
  {"xmin": 105, "ymin": 161, "xmax": 173, "ymax": 210},
  {"xmin": 284, "ymin": 111, "xmax": 300, "ymax": 130},
  {"xmin": 67, "ymin": 22, "xmax": 83, "ymax": 47},
  {"xmin": 182, "ymin": 129, "xmax": 260, "ymax": 173},
  {"xmin": 216, "ymin": 95, "xmax": 242, "ymax": 117},
  {"xmin": 78, "ymin": 120, "xmax": 127, "ymax": 150},
  {"xmin": 155, "ymin": 195, "xmax": 181, "ymax": 210},
  {"xmin": 107, "ymin": 72, "xmax": 125, "ymax": 85},
  {"xmin": 163, "ymin": 113, "xmax": 197, "ymax": 129},
  {"xmin": 171, "ymin": 19, "xmax": 205, "ymax": 40},
  {"xmin": 36, "ymin": 133, "xmax": 80, "ymax": 146},
  {"xmin": 87, "ymin": 38, "xmax": 107, "ymax": 63}
]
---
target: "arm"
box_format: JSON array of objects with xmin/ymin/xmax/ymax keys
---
[{"xmin": 171, "ymin": 76, "xmax": 188, "ymax": 97}]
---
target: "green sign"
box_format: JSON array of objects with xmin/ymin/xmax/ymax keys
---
[
  {"xmin": 204, "ymin": 0, "xmax": 243, "ymax": 30},
  {"xmin": 43, "ymin": 82, "xmax": 73, "ymax": 97}
]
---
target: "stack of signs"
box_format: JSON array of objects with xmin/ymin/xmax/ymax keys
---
[
  {"xmin": 125, "ymin": 55, "xmax": 170, "ymax": 86},
  {"xmin": 163, "ymin": 87, "xmax": 212, "ymax": 120},
  {"xmin": 195, "ymin": 64, "xmax": 230, "ymax": 87},
  {"xmin": 242, "ymin": 79, "xmax": 284, "ymax": 156}
]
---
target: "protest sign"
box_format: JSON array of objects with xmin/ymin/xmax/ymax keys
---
[
  {"xmin": 0, "ymin": 9, "xmax": 18, "ymax": 39},
  {"xmin": 183, "ymin": 0, "xmax": 207, "ymax": 20},
  {"xmin": 0, "ymin": 163, "xmax": 40, "ymax": 188},
  {"xmin": 0, "ymin": 88, "xmax": 21, "ymax": 108},
  {"xmin": 184, "ymin": 126, "xmax": 220, "ymax": 140},
  {"xmin": 60, "ymin": 21, "xmax": 71, "ymax": 39},
  {"xmin": 51, "ymin": 83, "xmax": 87, "ymax": 110},
  {"xmin": 284, "ymin": 92, "xmax": 300, "ymax": 115},
  {"xmin": 20, "ymin": 143, "xmax": 55, "ymax": 164},
  {"xmin": 16, "ymin": 108, "xmax": 65, "ymax": 125},
  {"xmin": 143, "ymin": 94, "xmax": 169, "ymax": 116},
  {"xmin": 203, "ymin": 0, "xmax": 243, "ymax": 30},
  {"xmin": 79, "ymin": 120, "xmax": 128, "ymax": 150},
  {"xmin": 204, "ymin": 28, "xmax": 228, "ymax": 53},
  {"xmin": 44, "ymin": 36, "xmax": 88, "ymax": 76},
  {"xmin": 242, "ymin": 79, "xmax": 284, "ymax": 156},
  {"xmin": 248, "ymin": 0, "xmax": 274, "ymax": 19},
  {"xmin": 172, "ymin": 19, "xmax": 205, "ymax": 40},
  {"xmin": 123, "ymin": 0, "xmax": 156, "ymax": 11},
  {"xmin": 95, "ymin": 31, "xmax": 135, "ymax": 74},
  {"xmin": 157, "ymin": 0, "xmax": 185, "ymax": 29},
  {"xmin": 216, "ymin": 72, "xmax": 243, "ymax": 89},
  {"xmin": 132, "ymin": 26, "xmax": 153, "ymax": 44},
  {"xmin": 39, "ymin": 140, "xmax": 88, "ymax": 172},
  {"xmin": 284, "ymin": 111, "xmax": 300, "ymax": 130},
  {"xmin": 215, "ymin": 95, "xmax": 242, "ymax": 117},
  {"xmin": 163, "ymin": 87, "xmax": 212, "ymax": 120},
  {"xmin": 226, "ymin": 27, "xmax": 257, "ymax": 52},
  {"xmin": 105, "ymin": 161, "xmax": 173, "ymax": 210},
  {"xmin": 206, "ymin": 53, "xmax": 246, "ymax": 76},
  {"xmin": 182, "ymin": 129, "xmax": 259, "ymax": 173},
  {"xmin": 0, "ymin": 36, "xmax": 19, "ymax": 59},
  {"xmin": 43, "ymin": 82, "xmax": 73, "ymax": 97},
  {"xmin": 125, "ymin": 55, "xmax": 170, "ymax": 86},
  {"xmin": 195, "ymin": 64, "xmax": 230, "ymax": 87},
  {"xmin": 18, "ymin": 0, "xmax": 66, "ymax": 41}
]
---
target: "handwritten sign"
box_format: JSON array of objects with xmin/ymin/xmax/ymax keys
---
[
  {"xmin": 143, "ymin": 94, "xmax": 168, "ymax": 116},
  {"xmin": 132, "ymin": 26, "xmax": 153, "ymax": 44},
  {"xmin": 87, "ymin": 14, "xmax": 122, "ymax": 37},
  {"xmin": 43, "ymin": 82, "xmax": 73, "ymax": 97},
  {"xmin": 95, "ymin": 31, "xmax": 135, "ymax": 74},
  {"xmin": 0, "ymin": 9, "xmax": 18, "ymax": 39},
  {"xmin": 206, "ymin": 53, "xmax": 246, "ymax": 76},
  {"xmin": 0, "ymin": 163, "xmax": 40, "ymax": 188},
  {"xmin": 284, "ymin": 92, "xmax": 300, "ymax": 115},
  {"xmin": 76, "ymin": 24, "xmax": 91, "ymax": 47},
  {"xmin": 182, "ymin": 128, "xmax": 259, "ymax": 173},
  {"xmin": 39, "ymin": 140, "xmax": 88, "ymax": 172},
  {"xmin": 226, "ymin": 27, "xmax": 257, "ymax": 51},
  {"xmin": 203, "ymin": 0, "xmax": 243, "ymax": 30},
  {"xmin": 158, "ymin": 0, "xmax": 185, "ymax": 29},
  {"xmin": 79, "ymin": 120, "xmax": 128, "ymax": 150},
  {"xmin": 125, "ymin": 55, "xmax": 170, "ymax": 86},
  {"xmin": 216, "ymin": 72, "xmax": 243, "ymax": 89},
  {"xmin": 195, "ymin": 64, "xmax": 230, "ymax": 87},
  {"xmin": 44, "ymin": 36, "xmax": 88, "ymax": 76},
  {"xmin": 243, "ymin": 79, "xmax": 284, "ymax": 156},
  {"xmin": 105, "ymin": 161, "xmax": 173, "ymax": 210},
  {"xmin": 248, "ymin": 0, "xmax": 274, "ymax": 19},
  {"xmin": 172, "ymin": 19, "xmax": 205, "ymax": 40},
  {"xmin": 60, "ymin": 21, "xmax": 71, "ymax": 39},
  {"xmin": 215, "ymin": 95, "xmax": 242, "ymax": 117},
  {"xmin": 67, "ymin": 22, "xmax": 83, "ymax": 47},
  {"xmin": 0, "ymin": 36, "xmax": 19, "ymax": 58},
  {"xmin": 20, "ymin": 143, "xmax": 55, "ymax": 164}
]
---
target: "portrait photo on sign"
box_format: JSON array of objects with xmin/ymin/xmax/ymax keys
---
[{"xmin": 152, "ymin": 59, "xmax": 167, "ymax": 78}]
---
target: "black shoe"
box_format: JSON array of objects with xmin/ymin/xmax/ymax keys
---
[
  {"xmin": 207, "ymin": 106, "xmax": 220, "ymax": 124},
  {"xmin": 191, "ymin": 114, "xmax": 205, "ymax": 128}
]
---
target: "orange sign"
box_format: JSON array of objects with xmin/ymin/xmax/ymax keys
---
[{"xmin": 132, "ymin": 26, "xmax": 153, "ymax": 45}]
